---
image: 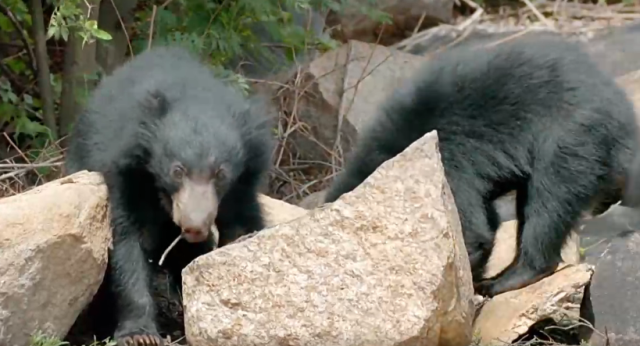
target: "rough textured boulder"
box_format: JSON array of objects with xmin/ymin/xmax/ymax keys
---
[
  {"xmin": 264, "ymin": 40, "xmax": 429, "ymax": 205},
  {"xmin": 0, "ymin": 172, "xmax": 110, "ymax": 346},
  {"xmin": 182, "ymin": 131, "xmax": 475, "ymax": 346},
  {"xmin": 298, "ymin": 40, "xmax": 428, "ymax": 136},
  {"xmin": 618, "ymin": 69, "xmax": 640, "ymax": 118},
  {"xmin": 582, "ymin": 231, "xmax": 640, "ymax": 346},
  {"xmin": 326, "ymin": 0, "xmax": 454, "ymax": 46},
  {"xmin": 339, "ymin": 41, "xmax": 427, "ymax": 133},
  {"xmin": 298, "ymin": 190, "xmax": 328, "ymax": 210},
  {"xmin": 272, "ymin": 43, "xmax": 358, "ymax": 166},
  {"xmin": 258, "ymin": 194, "xmax": 309, "ymax": 226},
  {"xmin": 585, "ymin": 21, "xmax": 640, "ymax": 79}
]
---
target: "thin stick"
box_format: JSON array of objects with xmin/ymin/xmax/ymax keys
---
[
  {"xmin": 158, "ymin": 225, "xmax": 221, "ymax": 266},
  {"xmin": 108, "ymin": 0, "xmax": 134, "ymax": 56},
  {"xmin": 148, "ymin": 5, "xmax": 157, "ymax": 50},
  {"xmin": 211, "ymin": 226, "xmax": 220, "ymax": 249},
  {"xmin": 159, "ymin": 235, "xmax": 182, "ymax": 266},
  {"xmin": 460, "ymin": 0, "xmax": 479, "ymax": 9},
  {"xmin": 0, "ymin": 156, "xmax": 62, "ymax": 181},
  {"xmin": 412, "ymin": 11, "xmax": 427, "ymax": 35},
  {"xmin": 0, "ymin": 161, "xmax": 63, "ymax": 169},
  {"xmin": 521, "ymin": 0, "xmax": 555, "ymax": 29}
]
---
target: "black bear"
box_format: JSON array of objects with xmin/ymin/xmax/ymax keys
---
[
  {"xmin": 323, "ymin": 34, "xmax": 640, "ymax": 297},
  {"xmin": 64, "ymin": 45, "xmax": 275, "ymax": 345}
]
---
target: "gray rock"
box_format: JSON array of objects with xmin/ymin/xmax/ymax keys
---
[
  {"xmin": 581, "ymin": 229, "xmax": 640, "ymax": 346},
  {"xmin": 398, "ymin": 20, "xmax": 640, "ymax": 78}
]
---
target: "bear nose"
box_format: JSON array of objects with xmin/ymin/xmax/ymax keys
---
[
  {"xmin": 182, "ymin": 227, "xmax": 209, "ymax": 243},
  {"xmin": 183, "ymin": 227, "xmax": 204, "ymax": 235},
  {"xmin": 180, "ymin": 212, "xmax": 215, "ymax": 234}
]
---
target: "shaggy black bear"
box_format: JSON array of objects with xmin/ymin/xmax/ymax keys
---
[
  {"xmin": 323, "ymin": 34, "xmax": 640, "ymax": 297},
  {"xmin": 65, "ymin": 46, "xmax": 275, "ymax": 345}
]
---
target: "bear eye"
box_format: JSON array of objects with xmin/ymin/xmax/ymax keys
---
[
  {"xmin": 214, "ymin": 167, "xmax": 226, "ymax": 180},
  {"xmin": 170, "ymin": 163, "xmax": 186, "ymax": 182}
]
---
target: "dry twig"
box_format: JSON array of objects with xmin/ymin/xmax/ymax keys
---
[
  {"xmin": 521, "ymin": 0, "xmax": 556, "ymax": 29},
  {"xmin": 108, "ymin": 0, "xmax": 134, "ymax": 56},
  {"xmin": 158, "ymin": 235, "xmax": 183, "ymax": 266},
  {"xmin": 0, "ymin": 156, "xmax": 62, "ymax": 182},
  {"xmin": 158, "ymin": 225, "xmax": 220, "ymax": 266}
]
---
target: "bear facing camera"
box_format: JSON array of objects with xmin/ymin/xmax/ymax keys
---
[{"xmin": 64, "ymin": 45, "xmax": 275, "ymax": 346}]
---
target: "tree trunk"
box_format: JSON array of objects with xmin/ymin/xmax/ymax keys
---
[
  {"xmin": 28, "ymin": 0, "xmax": 58, "ymax": 140},
  {"xmin": 58, "ymin": 0, "xmax": 102, "ymax": 144},
  {"xmin": 96, "ymin": 0, "xmax": 138, "ymax": 74}
]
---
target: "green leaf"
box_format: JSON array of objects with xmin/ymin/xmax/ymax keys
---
[
  {"xmin": 84, "ymin": 19, "xmax": 99, "ymax": 30},
  {"xmin": 46, "ymin": 25, "xmax": 58, "ymax": 40},
  {"xmin": 15, "ymin": 116, "xmax": 51, "ymax": 138},
  {"xmin": 0, "ymin": 14, "xmax": 14, "ymax": 32},
  {"xmin": 23, "ymin": 94, "xmax": 33, "ymax": 105},
  {"xmin": 0, "ymin": 102, "xmax": 17, "ymax": 122},
  {"xmin": 92, "ymin": 28, "xmax": 113, "ymax": 41},
  {"xmin": 7, "ymin": 91, "xmax": 18, "ymax": 104},
  {"xmin": 60, "ymin": 25, "xmax": 69, "ymax": 41}
]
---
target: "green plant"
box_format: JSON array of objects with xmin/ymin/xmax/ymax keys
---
[
  {"xmin": 130, "ymin": 0, "xmax": 391, "ymax": 89},
  {"xmin": 46, "ymin": 0, "xmax": 113, "ymax": 45},
  {"xmin": 0, "ymin": 0, "xmax": 390, "ymax": 155},
  {"xmin": 29, "ymin": 332, "xmax": 69, "ymax": 346},
  {"xmin": 0, "ymin": 76, "xmax": 52, "ymax": 140},
  {"xmin": 30, "ymin": 331, "xmax": 117, "ymax": 346}
]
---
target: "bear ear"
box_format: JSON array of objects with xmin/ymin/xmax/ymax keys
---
[{"xmin": 141, "ymin": 89, "xmax": 169, "ymax": 118}]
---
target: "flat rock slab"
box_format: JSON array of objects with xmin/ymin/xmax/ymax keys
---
[
  {"xmin": 617, "ymin": 69, "xmax": 640, "ymax": 119},
  {"xmin": 473, "ymin": 263, "xmax": 594, "ymax": 345},
  {"xmin": 582, "ymin": 231, "xmax": 640, "ymax": 346},
  {"xmin": 0, "ymin": 171, "xmax": 111, "ymax": 346},
  {"xmin": 182, "ymin": 131, "xmax": 475, "ymax": 346},
  {"xmin": 398, "ymin": 21, "xmax": 640, "ymax": 79},
  {"xmin": 585, "ymin": 21, "xmax": 640, "ymax": 79}
]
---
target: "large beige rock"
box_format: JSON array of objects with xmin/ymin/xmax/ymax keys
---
[
  {"xmin": 258, "ymin": 194, "xmax": 309, "ymax": 226},
  {"xmin": 298, "ymin": 40, "xmax": 428, "ymax": 136},
  {"xmin": 0, "ymin": 171, "xmax": 111, "ymax": 346},
  {"xmin": 340, "ymin": 41, "xmax": 427, "ymax": 133},
  {"xmin": 307, "ymin": 45, "xmax": 350, "ymax": 111},
  {"xmin": 182, "ymin": 131, "xmax": 475, "ymax": 346},
  {"xmin": 261, "ymin": 42, "xmax": 357, "ymax": 199},
  {"xmin": 298, "ymin": 190, "xmax": 328, "ymax": 210},
  {"xmin": 263, "ymin": 41, "xmax": 428, "ymax": 203}
]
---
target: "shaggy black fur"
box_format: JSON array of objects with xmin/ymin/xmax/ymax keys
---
[
  {"xmin": 323, "ymin": 34, "xmax": 640, "ymax": 297},
  {"xmin": 65, "ymin": 46, "xmax": 274, "ymax": 345}
]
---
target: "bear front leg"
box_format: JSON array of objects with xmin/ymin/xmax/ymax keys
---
[
  {"xmin": 109, "ymin": 235, "xmax": 164, "ymax": 346},
  {"xmin": 107, "ymin": 177, "xmax": 164, "ymax": 346}
]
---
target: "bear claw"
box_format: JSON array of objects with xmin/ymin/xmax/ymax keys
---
[{"xmin": 118, "ymin": 334, "xmax": 164, "ymax": 346}]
